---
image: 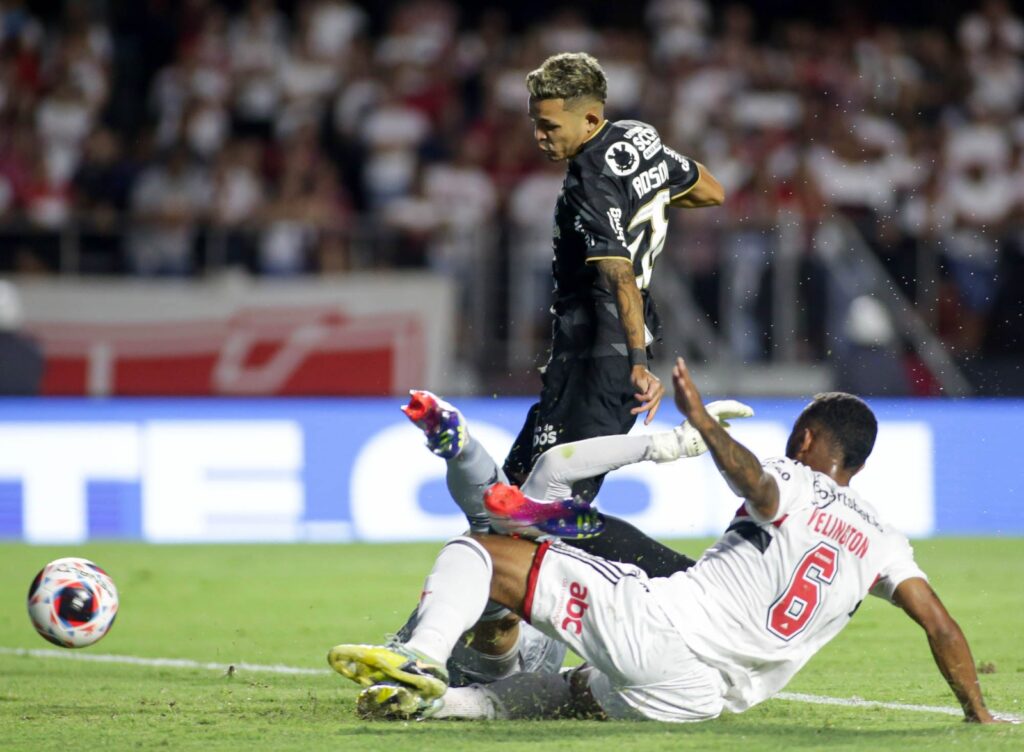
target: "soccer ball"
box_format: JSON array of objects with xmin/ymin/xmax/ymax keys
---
[{"xmin": 26, "ymin": 558, "xmax": 119, "ymax": 648}]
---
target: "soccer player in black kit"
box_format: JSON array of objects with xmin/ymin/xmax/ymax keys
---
[
  {"xmin": 503, "ymin": 52, "xmax": 726, "ymax": 574},
  {"xmin": 370, "ymin": 53, "xmax": 727, "ymax": 694}
]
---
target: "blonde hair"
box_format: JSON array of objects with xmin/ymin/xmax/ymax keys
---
[{"xmin": 526, "ymin": 52, "xmax": 607, "ymax": 105}]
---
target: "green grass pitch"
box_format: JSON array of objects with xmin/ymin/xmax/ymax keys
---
[{"xmin": 0, "ymin": 539, "xmax": 1020, "ymax": 750}]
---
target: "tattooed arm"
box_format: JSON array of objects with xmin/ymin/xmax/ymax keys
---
[
  {"xmin": 595, "ymin": 258, "xmax": 663, "ymax": 424},
  {"xmin": 671, "ymin": 356, "xmax": 780, "ymax": 519},
  {"xmin": 596, "ymin": 258, "xmax": 647, "ymax": 352}
]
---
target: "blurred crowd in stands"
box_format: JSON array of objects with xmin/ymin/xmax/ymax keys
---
[{"xmin": 0, "ymin": 0, "xmax": 1023, "ymax": 386}]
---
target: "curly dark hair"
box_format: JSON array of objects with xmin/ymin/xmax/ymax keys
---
[{"xmin": 785, "ymin": 392, "xmax": 878, "ymax": 470}]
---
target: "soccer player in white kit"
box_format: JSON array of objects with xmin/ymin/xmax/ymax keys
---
[{"xmin": 330, "ymin": 357, "xmax": 1002, "ymax": 724}]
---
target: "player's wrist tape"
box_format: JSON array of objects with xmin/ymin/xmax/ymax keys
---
[{"xmin": 629, "ymin": 347, "xmax": 648, "ymax": 368}]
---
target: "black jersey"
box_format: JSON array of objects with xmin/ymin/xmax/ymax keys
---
[{"xmin": 549, "ymin": 119, "xmax": 701, "ymax": 352}]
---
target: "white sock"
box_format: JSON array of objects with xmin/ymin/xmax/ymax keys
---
[
  {"xmin": 522, "ymin": 433, "xmax": 662, "ymax": 499},
  {"xmin": 432, "ymin": 686, "xmax": 500, "ymax": 720},
  {"xmin": 405, "ymin": 536, "xmax": 492, "ymax": 664}
]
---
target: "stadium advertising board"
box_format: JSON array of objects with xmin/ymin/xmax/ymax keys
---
[
  {"xmin": 16, "ymin": 276, "xmax": 455, "ymax": 396},
  {"xmin": 0, "ymin": 398, "xmax": 1019, "ymax": 542}
]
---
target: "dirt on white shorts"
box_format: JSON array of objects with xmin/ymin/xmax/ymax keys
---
[{"xmin": 523, "ymin": 540, "xmax": 727, "ymax": 723}]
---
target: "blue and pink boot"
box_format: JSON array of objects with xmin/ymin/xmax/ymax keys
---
[
  {"xmin": 401, "ymin": 390, "xmax": 468, "ymax": 460},
  {"xmin": 484, "ymin": 482, "xmax": 604, "ymax": 539}
]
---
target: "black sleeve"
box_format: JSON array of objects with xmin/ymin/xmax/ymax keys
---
[
  {"xmin": 662, "ymin": 144, "xmax": 701, "ymax": 199},
  {"xmin": 567, "ymin": 173, "xmax": 633, "ymax": 264}
]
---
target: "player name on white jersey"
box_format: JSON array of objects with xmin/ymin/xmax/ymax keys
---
[{"xmin": 807, "ymin": 508, "xmax": 870, "ymax": 559}]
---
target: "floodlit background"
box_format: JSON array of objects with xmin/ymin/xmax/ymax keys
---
[{"xmin": 1, "ymin": 0, "xmax": 1023, "ymax": 542}]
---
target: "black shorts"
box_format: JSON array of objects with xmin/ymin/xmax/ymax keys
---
[
  {"xmin": 502, "ymin": 350, "xmax": 637, "ymax": 500},
  {"xmin": 501, "ymin": 297, "xmax": 688, "ymax": 579}
]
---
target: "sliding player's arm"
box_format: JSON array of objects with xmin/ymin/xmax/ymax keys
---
[
  {"xmin": 595, "ymin": 257, "xmax": 663, "ymax": 425},
  {"xmin": 671, "ymin": 356, "xmax": 780, "ymax": 519},
  {"xmin": 893, "ymin": 577, "xmax": 1000, "ymax": 723},
  {"xmin": 669, "ymin": 162, "xmax": 725, "ymax": 208}
]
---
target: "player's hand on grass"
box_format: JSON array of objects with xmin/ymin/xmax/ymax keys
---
[{"xmin": 631, "ymin": 366, "xmax": 664, "ymax": 425}]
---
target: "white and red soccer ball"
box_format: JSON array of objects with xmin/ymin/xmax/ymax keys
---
[{"xmin": 27, "ymin": 558, "xmax": 119, "ymax": 648}]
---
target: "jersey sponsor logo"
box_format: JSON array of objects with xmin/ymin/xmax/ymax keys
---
[
  {"xmin": 662, "ymin": 145, "xmax": 691, "ymax": 171},
  {"xmin": 811, "ymin": 477, "xmax": 883, "ymax": 531},
  {"xmin": 605, "ymin": 142, "xmax": 640, "ymax": 176},
  {"xmin": 606, "ymin": 207, "xmax": 626, "ymax": 245},
  {"xmin": 631, "ymin": 160, "xmax": 671, "ymax": 199},
  {"xmin": 624, "ymin": 125, "xmax": 662, "ymax": 160},
  {"xmin": 807, "ymin": 507, "xmax": 870, "ymax": 559},
  {"xmin": 561, "ymin": 581, "xmax": 590, "ymax": 635}
]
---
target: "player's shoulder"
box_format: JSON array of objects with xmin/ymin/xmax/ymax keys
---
[
  {"xmin": 611, "ymin": 118, "xmax": 663, "ymax": 141},
  {"xmin": 573, "ymin": 119, "xmax": 665, "ymax": 182},
  {"xmin": 762, "ymin": 455, "xmax": 811, "ymax": 482}
]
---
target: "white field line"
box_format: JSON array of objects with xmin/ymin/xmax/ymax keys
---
[
  {"xmin": 2, "ymin": 646, "xmax": 1019, "ymax": 722},
  {"xmin": 0, "ymin": 646, "xmax": 330, "ymax": 676},
  {"xmin": 775, "ymin": 691, "xmax": 961, "ymax": 716}
]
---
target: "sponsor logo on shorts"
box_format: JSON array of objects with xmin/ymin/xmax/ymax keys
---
[
  {"xmin": 533, "ymin": 423, "xmax": 558, "ymax": 449},
  {"xmin": 561, "ymin": 581, "xmax": 590, "ymax": 635}
]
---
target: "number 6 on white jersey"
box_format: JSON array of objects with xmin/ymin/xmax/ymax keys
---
[{"xmin": 767, "ymin": 543, "xmax": 840, "ymax": 641}]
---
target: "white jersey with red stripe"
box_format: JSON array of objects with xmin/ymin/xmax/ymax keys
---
[{"xmin": 649, "ymin": 456, "xmax": 927, "ymax": 713}]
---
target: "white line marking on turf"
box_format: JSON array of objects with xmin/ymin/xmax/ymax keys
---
[
  {"xmin": 0, "ymin": 646, "xmax": 330, "ymax": 676},
  {"xmin": 776, "ymin": 692, "xmax": 1021, "ymax": 724},
  {"xmin": 3, "ymin": 647, "xmax": 1019, "ymax": 722},
  {"xmin": 776, "ymin": 691, "xmax": 962, "ymax": 716}
]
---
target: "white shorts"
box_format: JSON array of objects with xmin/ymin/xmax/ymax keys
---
[{"xmin": 524, "ymin": 541, "xmax": 727, "ymax": 723}]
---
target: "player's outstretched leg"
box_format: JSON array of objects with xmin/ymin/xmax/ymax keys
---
[
  {"xmin": 329, "ymin": 536, "xmax": 496, "ymax": 719},
  {"xmin": 486, "ymin": 485, "xmax": 697, "ymax": 577},
  {"xmin": 484, "ymin": 483, "xmax": 604, "ymax": 539},
  {"xmin": 402, "ymin": 389, "xmax": 499, "ymax": 533},
  {"xmin": 328, "ymin": 643, "xmax": 448, "ymax": 720}
]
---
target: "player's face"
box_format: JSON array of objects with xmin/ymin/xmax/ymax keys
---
[{"xmin": 528, "ymin": 97, "xmax": 591, "ymax": 162}]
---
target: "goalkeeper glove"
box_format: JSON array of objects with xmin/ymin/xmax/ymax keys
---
[{"xmin": 650, "ymin": 400, "xmax": 755, "ymax": 462}]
